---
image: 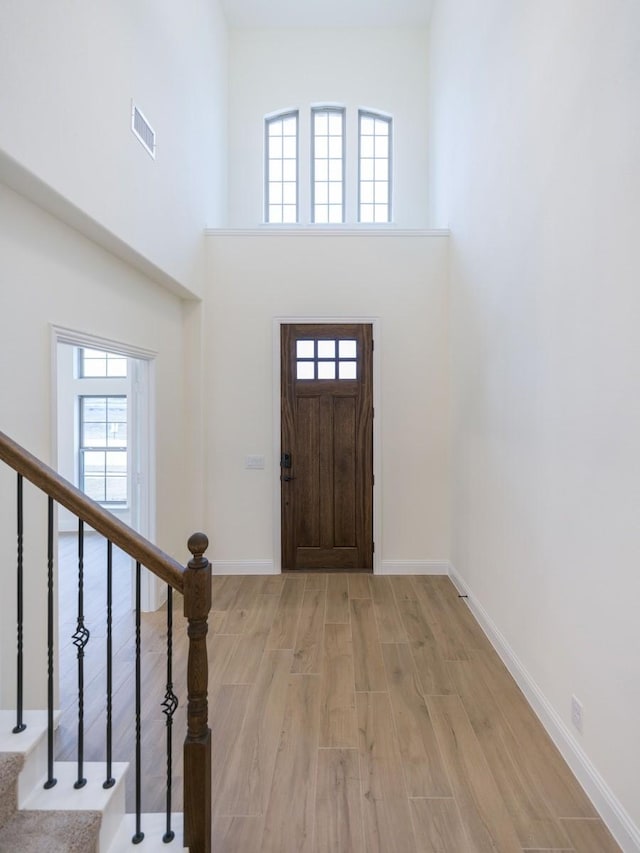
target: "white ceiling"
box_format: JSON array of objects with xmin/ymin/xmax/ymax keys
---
[{"xmin": 220, "ymin": 0, "xmax": 434, "ymax": 29}]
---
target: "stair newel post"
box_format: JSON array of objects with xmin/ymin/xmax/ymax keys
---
[{"xmin": 183, "ymin": 533, "xmax": 212, "ymax": 853}]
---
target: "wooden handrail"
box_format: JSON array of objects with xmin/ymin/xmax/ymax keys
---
[{"xmin": 0, "ymin": 430, "xmax": 185, "ymax": 593}]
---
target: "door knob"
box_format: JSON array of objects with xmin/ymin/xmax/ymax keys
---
[{"xmin": 282, "ymin": 475, "xmax": 296, "ymax": 481}]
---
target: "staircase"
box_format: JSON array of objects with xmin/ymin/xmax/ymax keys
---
[
  {"xmin": 0, "ymin": 430, "xmax": 212, "ymax": 852},
  {"xmin": 0, "ymin": 712, "xmax": 187, "ymax": 852}
]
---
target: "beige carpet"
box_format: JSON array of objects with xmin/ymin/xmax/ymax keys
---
[{"xmin": 0, "ymin": 751, "xmax": 101, "ymax": 853}]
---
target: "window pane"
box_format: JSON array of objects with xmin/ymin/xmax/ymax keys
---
[
  {"xmin": 315, "ymin": 137, "xmax": 328, "ymax": 159},
  {"xmin": 84, "ymin": 477, "xmax": 105, "ymax": 502},
  {"xmin": 269, "ymin": 160, "xmax": 283, "ymax": 181},
  {"xmin": 84, "ymin": 451, "xmax": 105, "ymax": 474},
  {"xmin": 328, "ymin": 113, "xmax": 342, "ymax": 135},
  {"xmin": 315, "ymin": 113, "xmax": 328, "ymax": 134},
  {"xmin": 375, "ymin": 136, "xmax": 389, "ymax": 158},
  {"xmin": 328, "ymin": 184, "xmax": 342, "ymax": 204},
  {"xmin": 374, "ymin": 183, "xmax": 389, "ymax": 204},
  {"xmin": 106, "ymin": 358, "xmax": 127, "ymax": 378},
  {"xmin": 106, "ymin": 451, "xmax": 127, "ymax": 474},
  {"xmin": 374, "ymin": 159, "xmax": 388, "ymax": 181},
  {"xmin": 83, "ymin": 421, "xmax": 107, "ymax": 447},
  {"xmin": 328, "ymin": 137, "xmax": 342, "ymax": 158},
  {"xmin": 360, "ymin": 182, "xmax": 374, "ymax": 203},
  {"xmin": 360, "ymin": 136, "xmax": 374, "ymax": 158},
  {"xmin": 297, "ymin": 340, "xmax": 314, "ymax": 358},
  {"xmin": 339, "ymin": 361, "xmax": 357, "ymax": 379},
  {"xmin": 361, "ymin": 116, "xmax": 374, "ymax": 135},
  {"xmin": 361, "ymin": 159, "xmax": 374, "ymax": 180},
  {"xmin": 107, "ymin": 397, "xmax": 127, "ymax": 420},
  {"xmin": 282, "ymin": 137, "xmax": 296, "ymax": 159},
  {"xmin": 282, "ymin": 116, "xmax": 297, "ymax": 135},
  {"xmin": 283, "ymin": 183, "xmax": 297, "ymax": 204},
  {"xmin": 317, "ymin": 361, "xmax": 336, "ymax": 379},
  {"xmin": 315, "ymin": 161, "xmax": 328, "ymax": 182},
  {"xmin": 106, "ymin": 477, "xmax": 127, "ymax": 503},
  {"xmin": 315, "ymin": 206, "xmax": 329, "ymax": 224},
  {"xmin": 282, "ymin": 205, "xmax": 297, "ymax": 223},
  {"xmin": 328, "ymin": 205, "xmax": 342, "ymax": 223},
  {"xmin": 268, "ymin": 120, "xmax": 282, "ymax": 136},
  {"xmin": 374, "ymin": 205, "xmax": 389, "ymax": 223},
  {"xmin": 297, "ymin": 361, "xmax": 315, "ymax": 380},
  {"xmin": 315, "ymin": 183, "xmax": 328, "ymax": 204},
  {"xmin": 269, "ymin": 205, "xmax": 283, "ymax": 223},
  {"xmin": 282, "ymin": 160, "xmax": 296, "ymax": 181},
  {"xmin": 82, "ymin": 400, "xmax": 106, "ymax": 423},
  {"xmin": 339, "ymin": 340, "xmax": 357, "ymax": 358},
  {"xmin": 269, "ymin": 137, "xmax": 283, "ymax": 159},
  {"xmin": 328, "ymin": 160, "xmax": 342, "ymax": 181},
  {"xmin": 269, "ymin": 182, "xmax": 283, "ymax": 204},
  {"xmin": 82, "ymin": 360, "xmax": 106, "ymax": 378},
  {"xmin": 317, "ymin": 340, "xmax": 336, "ymax": 358},
  {"xmin": 107, "ymin": 423, "xmax": 127, "ymax": 448},
  {"xmin": 360, "ymin": 204, "xmax": 374, "ymax": 223}
]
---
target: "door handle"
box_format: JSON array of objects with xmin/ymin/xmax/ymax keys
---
[{"xmin": 282, "ymin": 475, "xmax": 296, "ymax": 482}]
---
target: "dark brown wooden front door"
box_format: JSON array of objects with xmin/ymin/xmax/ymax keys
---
[{"xmin": 281, "ymin": 323, "xmax": 373, "ymax": 571}]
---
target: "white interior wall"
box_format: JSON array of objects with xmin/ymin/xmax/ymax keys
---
[
  {"xmin": 0, "ymin": 182, "xmax": 192, "ymax": 707},
  {"xmin": 205, "ymin": 232, "xmax": 450, "ymax": 571},
  {"xmin": 0, "ymin": 0, "xmax": 228, "ymax": 295},
  {"xmin": 227, "ymin": 27, "xmax": 430, "ymax": 227},
  {"xmin": 429, "ymin": 0, "xmax": 640, "ymax": 844}
]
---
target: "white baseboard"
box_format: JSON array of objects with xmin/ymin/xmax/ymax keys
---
[
  {"xmin": 379, "ymin": 559, "xmax": 449, "ymax": 575},
  {"xmin": 211, "ymin": 560, "xmax": 276, "ymax": 575},
  {"xmin": 448, "ymin": 564, "xmax": 640, "ymax": 853}
]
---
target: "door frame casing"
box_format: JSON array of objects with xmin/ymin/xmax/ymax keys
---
[{"xmin": 272, "ymin": 316, "xmax": 382, "ymax": 574}]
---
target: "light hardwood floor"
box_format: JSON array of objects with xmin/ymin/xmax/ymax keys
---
[{"xmin": 56, "ymin": 536, "xmax": 620, "ymax": 852}]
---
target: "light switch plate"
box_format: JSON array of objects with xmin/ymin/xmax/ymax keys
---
[{"xmin": 245, "ymin": 455, "xmax": 265, "ymax": 469}]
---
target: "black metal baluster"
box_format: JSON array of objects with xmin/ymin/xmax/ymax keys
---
[
  {"xmin": 103, "ymin": 540, "xmax": 115, "ymax": 789},
  {"xmin": 13, "ymin": 474, "xmax": 26, "ymax": 734},
  {"xmin": 132, "ymin": 562, "xmax": 144, "ymax": 844},
  {"xmin": 162, "ymin": 585, "xmax": 178, "ymax": 844},
  {"xmin": 73, "ymin": 519, "xmax": 89, "ymax": 789},
  {"xmin": 44, "ymin": 497, "xmax": 57, "ymax": 789}
]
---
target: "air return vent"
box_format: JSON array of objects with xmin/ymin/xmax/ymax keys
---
[{"xmin": 131, "ymin": 102, "xmax": 156, "ymax": 158}]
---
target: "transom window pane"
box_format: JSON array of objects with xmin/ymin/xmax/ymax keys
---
[
  {"xmin": 359, "ymin": 111, "xmax": 391, "ymax": 224},
  {"xmin": 312, "ymin": 108, "xmax": 345, "ymax": 224},
  {"xmin": 295, "ymin": 338, "xmax": 358, "ymax": 381},
  {"xmin": 79, "ymin": 348, "xmax": 127, "ymax": 378},
  {"xmin": 266, "ymin": 111, "xmax": 298, "ymax": 224}
]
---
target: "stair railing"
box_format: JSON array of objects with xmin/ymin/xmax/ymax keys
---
[{"xmin": 0, "ymin": 429, "xmax": 211, "ymax": 853}]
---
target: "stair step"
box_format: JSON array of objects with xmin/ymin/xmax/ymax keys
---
[
  {"xmin": 22, "ymin": 761, "xmax": 128, "ymax": 852},
  {"xmin": 0, "ymin": 808, "xmax": 101, "ymax": 853},
  {"xmin": 106, "ymin": 812, "xmax": 187, "ymax": 851},
  {"xmin": 0, "ymin": 709, "xmax": 62, "ymax": 802}
]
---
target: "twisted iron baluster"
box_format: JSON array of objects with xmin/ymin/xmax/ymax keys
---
[
  {"xmin": 162, "ymin": 585, "xmax": 178, "ymax": 843},
  {"xmin": 103, "ymin": 540, "xmax": 115, "ymax": 789},
  {"xmin": 73, "ymin": 519, "xmax": 89, "ymax": 789},
  {"xmin": 13, "ymin": 474, "xmax": 26, "ymax": 734},
  {"xmin": 44, "ymin": 497, "xmax": 57, "ymax": 789},
  {"xmin": 132, "ymin": 561, "xmax": 144, "ymax": 844}
]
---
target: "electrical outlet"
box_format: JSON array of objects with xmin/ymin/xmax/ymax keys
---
[{"xmin": 571, "ymin": 695, "xmax": 583, "ymax": 733}]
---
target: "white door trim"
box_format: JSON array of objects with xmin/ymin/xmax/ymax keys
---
[
  {"xmin": 50, "ymin": 324, "xmax": 159, "ymax": 610},
  {"xmin": 272, "ymin": 316, "xmax": 382, "ymax": 574}
]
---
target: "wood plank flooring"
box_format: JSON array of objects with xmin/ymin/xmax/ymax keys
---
[{"xmin": 56, "ymin": 537, "xmax": 620, "ymax": 852}]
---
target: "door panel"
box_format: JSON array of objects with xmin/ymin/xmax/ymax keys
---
[{"xmin": 281, "ymin": 323, "xmax": 373, "ymax": 571}]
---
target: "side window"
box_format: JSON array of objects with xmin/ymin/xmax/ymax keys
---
[
  {"xmin": 312, "ymin": 107, "xmax": 345, "ymax": 224},
  {"xmin": 359, "ymin": 111, "xmax": 391, "ymax": 223},
  {"xmin": 79, "ymin": 395, "xmax": 128, "ymax": 506},
  {"xmin": 265, "ymin": 111, "xmax": 298, "ymax": 223}
]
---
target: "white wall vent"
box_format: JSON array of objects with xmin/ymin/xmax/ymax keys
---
[{"xmin": 131, "ymin": 102, "xmax": 156, "ymax": 158}]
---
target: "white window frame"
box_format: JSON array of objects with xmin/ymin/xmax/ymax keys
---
[
  {"xmin": 311, "ymin": 106, "xmax": 346, "ymax": 224},
  {"xmin": 264, "ymin": 110, "xmax": 299, "ymax": 224},
  {"xmin": 358, "ymin": 110, "xmax": 392, "ymax": 224}
]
